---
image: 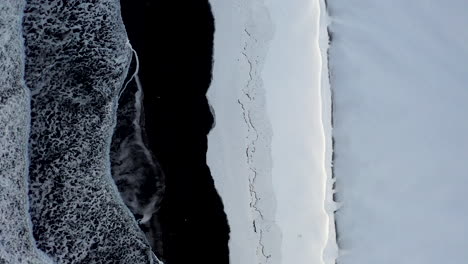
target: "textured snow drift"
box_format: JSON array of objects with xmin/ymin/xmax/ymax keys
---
[
  {"xmin": 22, "ymin": 0, "xmax": 160, "ymax": 263},
  {"xmin": 0, "ymin": 1, "xmax": 52, "ymax": 263},
  {"xmin": 328, "ymin": 1, "xmax": 468, "ymax": 263},
  {"xmin": 208, "ymin": 0, "xmax": 336, "ymax": 263}
]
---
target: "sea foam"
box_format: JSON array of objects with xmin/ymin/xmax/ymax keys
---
[
  {"xmin": 0, "ymin": 1, "xmax": 52, "ymax": 263},
  {"xmin": 23, "ymin": 0, "xmax": 160, "ymax": 262}
]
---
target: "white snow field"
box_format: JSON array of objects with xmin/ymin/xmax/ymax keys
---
[
  {"xmin": 328, "ymin": 1, "xmax": 468, "ymax": 263},
  {"xmin": 208, "ymin": 0, "xmax": 336, "ymax": 263}
]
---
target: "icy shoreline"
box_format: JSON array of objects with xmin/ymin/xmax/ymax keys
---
[
  {"xmin": 207, "ymin": 0, "xmax": 337, "ymax": 263},
  {"xmin": 207, "ymin": 0, "xmax": 280, "ymax": 263}
]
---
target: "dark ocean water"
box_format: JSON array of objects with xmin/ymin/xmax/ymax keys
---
[
  {"xmin": 110, "ymin": 59, "xmax": 166, "ymax": 254},
  {"xmin": 0, "ymin": 0, "xmax": 227, "ymax": 262},
  {"xmin": 119, "ymin": 0, "xmax": 230, "ymax": 263}
]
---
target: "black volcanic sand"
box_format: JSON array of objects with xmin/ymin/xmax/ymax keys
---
[{"xmin": 119, "ymin": 1, "xmax": 230, "ymax": 263}]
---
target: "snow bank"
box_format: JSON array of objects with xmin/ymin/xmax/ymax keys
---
[{"xmin": 328, "ymin": 1, "xmax": 468, "ymax": 263}]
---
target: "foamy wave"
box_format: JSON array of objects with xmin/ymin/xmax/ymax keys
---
[
  {"xmin": 22, "ymin": 0, "xmax": 160, "ymax": 262},
  {"xmin": 0, "ymin": 1, "xmax": 52, "ymax": 263}
]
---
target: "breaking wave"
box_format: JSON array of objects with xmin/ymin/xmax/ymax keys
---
[
  {"xmin": 0, "ymin": 1, "xmax": 52, "ymax": 263},
  {"xmin": 21, "ymin": 0, "xmax": 162, "ymax": 262}
]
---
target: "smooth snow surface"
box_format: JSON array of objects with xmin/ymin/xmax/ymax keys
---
[
  {"xmin": 208, "ymin": 0, "xmax": 336, "ymax": 263},
  {"xmin": 328, "ymin": 1, "xmax": 468, "ymax": 263}
]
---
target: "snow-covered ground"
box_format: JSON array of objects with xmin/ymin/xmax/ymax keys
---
[
  {"xmin": 328, "ymin": 1, "xmax": 468, "ymax": 263},
  {"xmin": 208, "ymin": 0, "xmax": 336, "ymax": 263}
]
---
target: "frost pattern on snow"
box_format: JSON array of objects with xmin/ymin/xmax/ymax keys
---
[
  {"xmin": 23, "ymin": 0, "xmax": 160, "ymax": 263},
  {"xmin": 0, "ymin": 1, "xmax": 52, "ymax": 263}
]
